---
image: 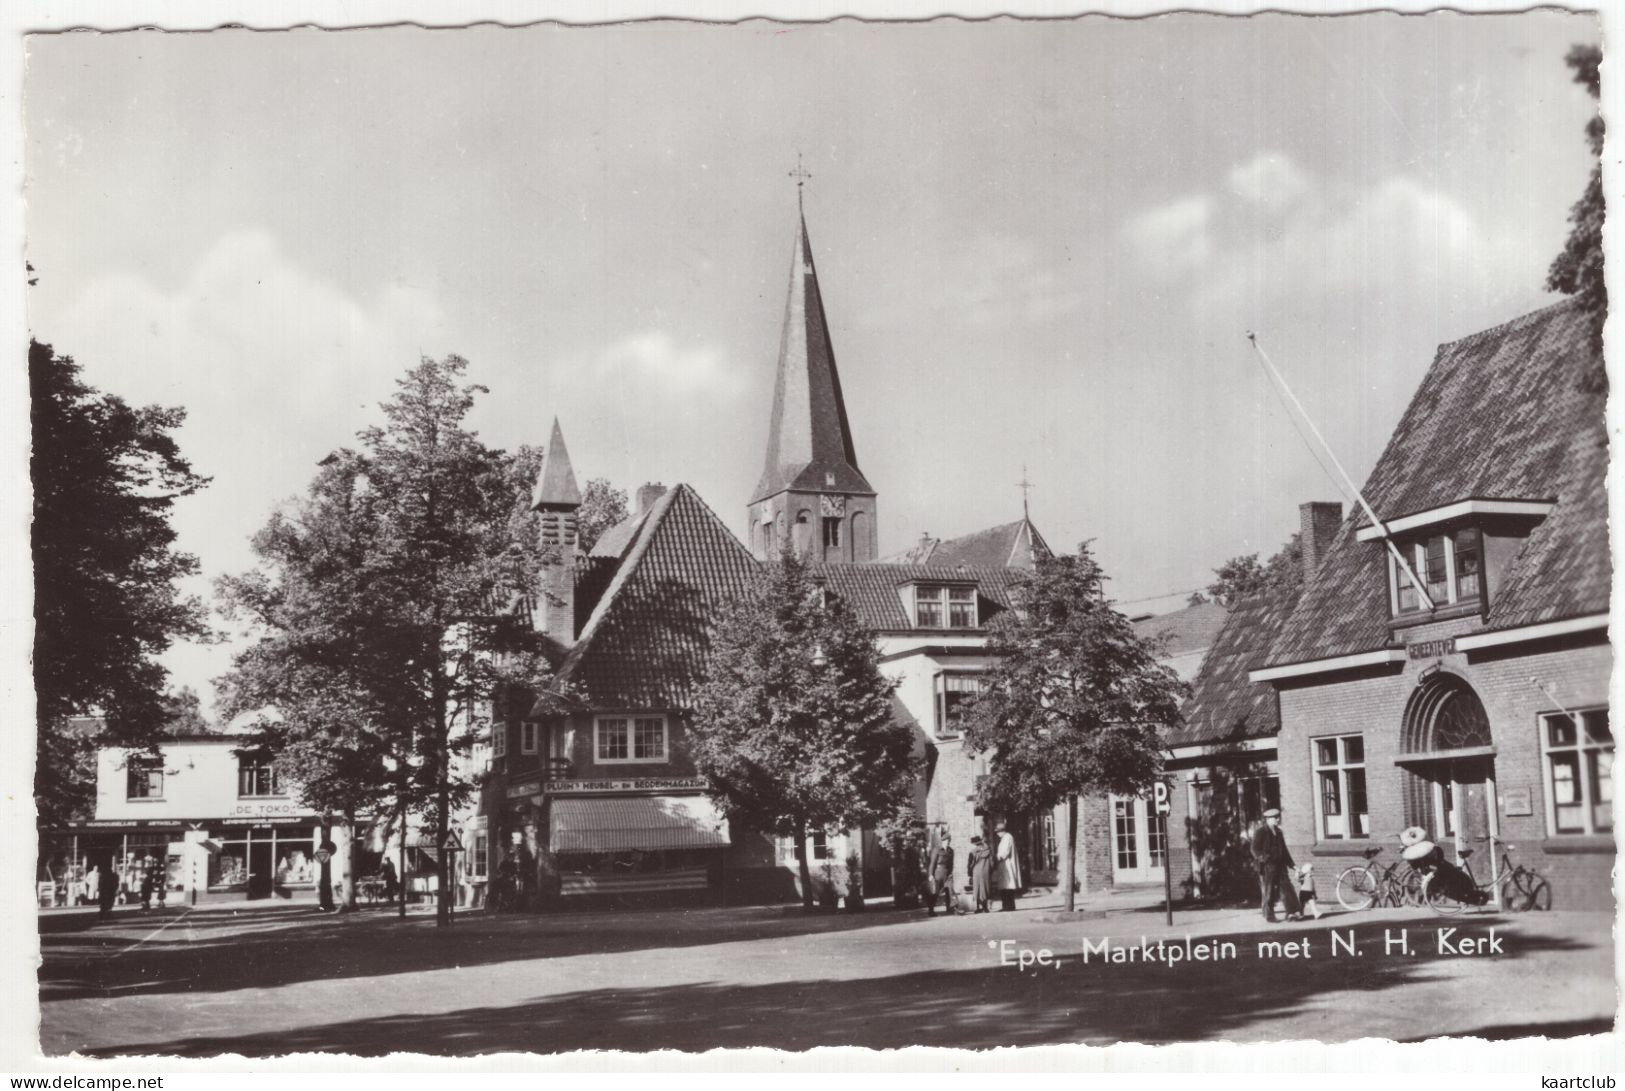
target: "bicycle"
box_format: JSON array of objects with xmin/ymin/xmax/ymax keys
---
[
  {"xmin": 1420, "ymin": 836, "xmax": 1551, "ymax": 915},
  {"xmin": 1335, "ymin": 845, "xmax": 1423, "ymax": 911}
]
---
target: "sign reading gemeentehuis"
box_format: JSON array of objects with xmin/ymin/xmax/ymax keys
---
[{"xmin": 545, "ymin": 778, "xmax": 707, "ymax": 794}]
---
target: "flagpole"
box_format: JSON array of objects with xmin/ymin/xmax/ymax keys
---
[{"xmin": 1246, "ymin": 332, "xmax": 1435, "ymax": 611}]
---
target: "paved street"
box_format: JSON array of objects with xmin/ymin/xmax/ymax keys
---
[{"xmin": 37, "ymin": 895, "xmax": 1615, "ymax": 1056}]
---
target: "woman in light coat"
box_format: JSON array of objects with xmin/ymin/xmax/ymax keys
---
[{"xmin": 993, "ymin": 821, "xmax": 1022, "ymax": 911}]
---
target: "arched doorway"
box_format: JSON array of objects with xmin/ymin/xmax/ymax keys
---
[{"xmin": 1397, "ymin": 673, "xmax": 1498, "ymax": 851}]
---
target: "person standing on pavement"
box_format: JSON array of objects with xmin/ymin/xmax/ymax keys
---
[
  {"xmin": 967, "ymin": 836, "xmax": 991, "ymax": 913},
  {"xmin": 97, "ymin": 856, "xmax": 119, "ymax": 919},
  {"xmin": 1250, "ymin": 807, "xmax": 1300, "ymax": 923},
  {"xmin": 138, "ymin": 852, "xmax": 159, "ymax": 911},
  {"xmin": 926, "ymin": 832, "xmax": 958, "ymax": 916},
  {"xmin": 993, "ymin": 821, "xmax": 1022, "ymax": 912}
]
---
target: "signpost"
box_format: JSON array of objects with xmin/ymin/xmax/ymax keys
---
[{"xmin": 1153, "ymin": 780, "xmax": 1173, "ymax": 926}]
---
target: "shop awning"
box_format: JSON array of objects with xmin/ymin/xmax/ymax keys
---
[{"xmin": 550, "ymin": 795, "xmax": 731, "ymax": 853}]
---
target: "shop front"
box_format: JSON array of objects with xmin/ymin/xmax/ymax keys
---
[{"xmin": 544, "ymin": 780, "xmax": 731, "ymax": 902}]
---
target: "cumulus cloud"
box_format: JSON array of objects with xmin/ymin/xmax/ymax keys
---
[
  {"xmin": 1228, "ymin": 152, "xmax": 1312, "ymax": 209},
  {"xmin": 592, "ymin": 331, "xmax": 737, "ymax": 397},
  {"xmin": 44, "ymin": 228, "xmax": 452, "ymax": 570},
  {"xmin": 1122, "ymin": 195, "xmax": 1214, "ymax": 279}
]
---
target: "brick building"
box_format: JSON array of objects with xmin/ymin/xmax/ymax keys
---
[
  {"xmin": 1249, "ymin": 302, "xmax": 1611, "ymax": 909},
  {"xmin": 477, "ymin": 209, "xmax": 1051, "ymax": 907}
]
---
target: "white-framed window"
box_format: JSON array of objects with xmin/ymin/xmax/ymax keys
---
[
  {"xmin": 1390, "ymin": 528, "xmax": 1483, "ymax": 616},
  {"xmin": 1542, "ymin": 707, "xmax": 1612, "ymax": 835},
  {"xmin": 1312, "ymin": 734, "xmax": 1368, "ymax": 839},
  {"xmin": 467, "ymin": 829, "xmax": 489, "ymax": 881},
  {"xmin": 491, "ymin": 722, "xmax": 507, "ymax": 758},
  {"xmin": 237, "ymin": 757, "xmax": 283, "ymax": 798},
  {"xmin": 594, "ymin": 715, "xmax": 669, "ymax": 764},
  {"xmin": 520, "ymin": 722, "xmax": 539, "ymax": 754},
  {"xmin": 126, "ymin": 759, "xmax": 164, "ymax": 800},
  {"xmin": 934, "ymin": 672, "xmax": 989, "ymax": 737},
  {"xmin": 914, "ymin": 585, "xmax": 978, "ymax": 629}
]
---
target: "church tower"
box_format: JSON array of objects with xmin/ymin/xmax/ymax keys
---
[{"xmin": 748, "ymin": 208, "xmax": 878, "ymax": 563}]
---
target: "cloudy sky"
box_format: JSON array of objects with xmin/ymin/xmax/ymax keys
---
[{"xmin": 23, "ymin": 12, "xmax": 1601, "ymax": 715}]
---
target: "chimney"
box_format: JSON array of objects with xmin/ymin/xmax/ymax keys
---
[
  {"xmin": 636, "ymin": 483, "xmax": 667, "ymax": 514},
  {"xmin": 1299, "ymin": 501, "xmax": 1343, "ymax": 583},
  {"xmin": 533, "ymin": 419, "xmax": 582, "ymax": 649}
]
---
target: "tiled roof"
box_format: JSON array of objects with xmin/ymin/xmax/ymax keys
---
[
  {"xmin": 814, "ymin": 564, "xmax": 1028, "ymax": 631},
  {"xmin": 1266, "ymin": 300, "xmax": 1609, "ymax": 666},
  {"xmin": 1131, "ymin": 600, "xmax": 1231, "ymax": 660},
  {"xmin": 1167, "ymin": 588, "xmax": 1299, "ymax": 748},
  {"xmin": 893, "ymin": 519, "xmax": 1055, "ymax": 570},
  {"xmin": 546, "ymin": 485, "xmax": 763, "ymax": 710},
  {"xmin": 589, "ymin": 508, "xmax": 650, "ymax": 560},
  {"xmin": 750, "ymin": 214, "xmax": 875, "ymax": 503}
]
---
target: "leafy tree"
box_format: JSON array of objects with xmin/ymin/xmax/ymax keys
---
[
  {"xmin": 964, "ymin": 544, "xmax": 1187, "ymax": 912},
  {"xmin": 691, "ymin": 554, "xmax": 916, "ymax": 909},
  {"xmin": 1205, "ymin": 533, "xmax": 1302, "ymax": 606},
  {"xmin": 160, "ymin": 686, "xmax": 214, "ymax": 735},
  {"xmin": 217, "ymin": 356, "xmax": 551, "ymax": 924},
  {"xmin": 31, "ymin": 339, "xmax": 210, "ymax": 826},
  {"xmin": 577, "ymin": 478, "xmax": 630, "ymax": 553},
  {"xmin": 1545, "ymin": 43, "xmax": 1605, "ymax": 391}
]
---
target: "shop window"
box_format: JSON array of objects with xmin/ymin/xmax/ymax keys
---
[
  {"xmin": 237, "ymin": 757, "xmax": 283, "ymax": 798},
  {"xmin": 1543, "ymin": 708, "xmax": 1612, "ymax": 835},
  {"xmin": 1391, "ymin": 528, "xmax": 1484, "ymax": 616},
  {"xmin": 935, "ymin": 673, "xmax": 989, "ymax": 736},
  {"xmin": 126, "ymin": 759, "xmax": 163, "ymax": 800},
  {"xmin": 914, "ymin": 585, "xmax": 978, "ymax": 629},
  {"xmin": 594, "ymin": 715, "xmax": 669, "ymax": 764},
  {"xmin": 1313, "ymin": 735, "xmax": 1369, "ymax": 839},
  {"xmin": 520, "ymin": 722, "xmax": 539, "ymax": 755}
]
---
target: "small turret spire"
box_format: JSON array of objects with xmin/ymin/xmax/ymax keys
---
[{"xmin": 533, "ymin": 417, "xmax": 582, "ymax": 510}]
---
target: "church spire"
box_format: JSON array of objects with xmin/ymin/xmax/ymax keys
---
[
  {"xmin": 750, "ymin": 209, "xmax": 874, "ymax": 506},
  {"xmin": 533, "ymin": 417, "xmax": 582, "ymax": 510}
]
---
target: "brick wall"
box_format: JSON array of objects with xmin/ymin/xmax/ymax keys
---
[{"xmin": 1275, "ymin": 627, "xmax": 1612, "ymax": 910}]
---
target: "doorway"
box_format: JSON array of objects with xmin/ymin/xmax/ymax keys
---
[
  {"xmin": 1109, "ymin": 794, "xmax": 1166, "ymax": 885},
  {"xmin": 1422, "ymin": 756, "xmax": 1497, "ymax": 853},
  {"xmin": 248, "ymin": 839, "xmax": 274, "ymax": 899}
]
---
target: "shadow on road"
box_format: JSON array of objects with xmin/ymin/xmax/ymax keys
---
[
  {"xmin": 41, "ymin": 902, "xmax": 921, "ymax": 1002},
  {"xmin": 77, "ymin": 916, "xmax": 1602, "ymax": 1056}
]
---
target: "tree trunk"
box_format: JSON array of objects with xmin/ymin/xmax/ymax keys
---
[
  {"xmin": 1064, "ymin": 794, "xmax": 1079, "ymax": 914},
  {"xmin": 796, "ymin": 819, "xmax": 814, "ymax": 910},
  {"xmin": 396, "ymin": 794, "xmax": 408, "ymax": 919},
  {"xmin": 318, "ymin": 818, "xmax": 335, "ymax": 911},
  {"xmin": 435, "ymin": 730, "xmax": 451, "ymax": 928},
  {"xmin": 340, "ymin": 807, "xmax": 359, "ymax": 913}
]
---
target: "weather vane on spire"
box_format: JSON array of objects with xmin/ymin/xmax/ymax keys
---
[
  {"xmin": 1017, "ymin": 466, "xmax": 1035, "ymax": 520},
  {"xmin": 790, "ymin": 153, "xmax": 813, "ymax": 210}
]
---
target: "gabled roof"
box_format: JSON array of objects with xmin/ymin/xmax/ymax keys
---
[
  {"xmin": 1168, "ymin": 587, "xmax": 1299, "ymax": 749},
  {"xmin": 1131, "ymin": 599, "xmax": 1231, "ymax": 661},
  {"xmin": 1266, "ymin": 300, "xmax": 1609, "ymax": 667},
  {"xmin": 532, "ymin": 418, "xmax": 582, "ymax": 509},
  {"xmin": 814, "ymin": 564, "xmax": 1028, "ymax": 631},
  {"xmin": 750, "ymin": 214, "xmax": 874, "ymax": 503},
  {"xmin": 545, "ymin": 485, "xmax": 762, "ymax": 710},
  {"xmin": 886, "ymin": 519, "xmax": 1055, "ymax": 569}
]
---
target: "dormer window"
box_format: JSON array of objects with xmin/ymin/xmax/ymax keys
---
[
  {"xmin": 1390, "ymin": 528, "xmax": 1482, "ymax": 616},
  {"xmin": 914, "ymin": 584, "xmax": 977, "ymax": 629}
]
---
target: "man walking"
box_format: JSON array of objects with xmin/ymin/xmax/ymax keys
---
[
  {"xmin": 926, "ymin": 832, "xmax": 958, "ymax": 916},
  {"xmin": 1250, "ymin": 807, "xmax": 1300, "ymax": 923}
]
